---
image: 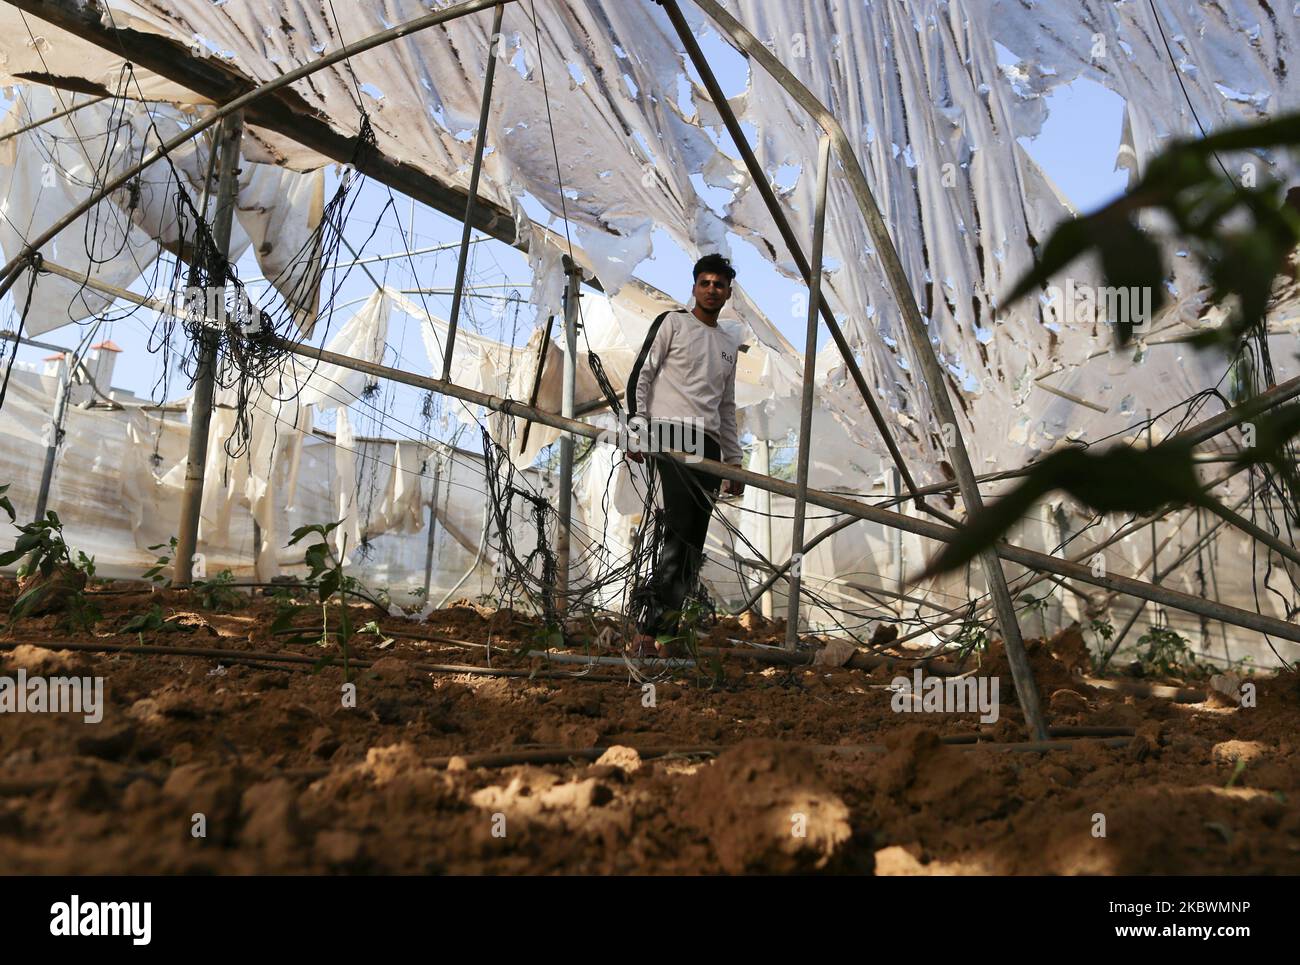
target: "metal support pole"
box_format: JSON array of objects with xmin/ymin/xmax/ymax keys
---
[
  {"xmin": 421, "ymin": 452, "xmax": 444, "ymax": 597},
  {"xmin": 174, "ymin": 110, "xmax": 244, "ymax": 587},
  {"xmin": 33, "ymin": 359, "xmax": 71, "ymax": 522},
  {"xmin": 555, "ymin": 258, "xmax": 582, "ymax": 615},
  {"xmin": 679, "ymin": 0, "xmax": 1048, "ymax": 737},
  {"xmin": 752, "ymin": 437, "xmax": 774, "ymax": 619},
  {"xmin": 785, "ymin": 135, "xmax": 832, "ymax": 649},
  {"xmin": 441, "ymin": 2, "xmax": 505, "ymax": 383},
  {"xmin": 267, "ymin": 335, "xmax": 1300, "ymax": 646},
  {"xmin": 861, "ymin": 147, "xmax": 1050, "ymax": 727},
  {"xmin": 1202, "ymin": 495, "xmax": 1300, "ymax": 569},
  {"xmin": 893, "ymin": 467, "xmax": 905, "ymax": 599},
  {"xmin": 659, "ymin": 0, "xmax": 923, "ymax": 507},
  {"xmin": 1147, "ymin": 411, "xmax": 1159, "ymax": 582},
  {"xmin": 0, "ymin": 93, "xmax": 110, "ymax": 145}
]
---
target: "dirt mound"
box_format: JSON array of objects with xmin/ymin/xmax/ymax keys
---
[
  {"xmin": 982, "ymin": 625, "xmax": 1092, "ymax": 704},
  {"xmin": 678, "ymin": 740, "xmax": 864, "ymax": 873},
  {"xmin": 873, "ymin": 726, "xmax": 1007, "ymax": 822}
]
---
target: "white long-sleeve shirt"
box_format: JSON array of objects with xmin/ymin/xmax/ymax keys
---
[{"xmin": 628, "ymin": 309, "xmax": 743, "ymax": 464}]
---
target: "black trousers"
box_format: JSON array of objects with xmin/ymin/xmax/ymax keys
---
[{"xmin": 635, "ymin": 424, "xmax": 722, "ymax": 637}]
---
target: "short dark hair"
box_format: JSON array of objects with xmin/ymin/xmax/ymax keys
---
[{"xmin": 693, "ymin": 253, "xmax": 735, "ymax": 282}]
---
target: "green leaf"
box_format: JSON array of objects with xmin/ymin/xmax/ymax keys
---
[
  {"xmin": 924, "ymin": 441, "xmax": 1208, "ymax": 577},
  {"xmin": 287, "ymin": 524, "xmax": 318, "ymax": 547},
  {"xmin": 10, "ymin": 582, "xmax": 50, "ymax": 620},
  {"xmin": 303, "ymin": 543, "xmax": 328, "ymax": 578},
  {"xmin": 121, "ymin": 605, "xmax": 165, "ymax": 634},
  {"xmin": 288, "ymin": 520, "xmax": 342, "ymax": 546},
  {"xmin": 1095, "ymin": 220, "xmax": 1166, "ymax": 344},
  {"xmin": 319, "ymin": 567, "xmax": 341, "ymax": 602}
]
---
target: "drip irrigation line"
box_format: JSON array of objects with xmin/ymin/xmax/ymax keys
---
[{"xmin": 0, "ymin": 639, "xmax": 623, "ymax": 683}]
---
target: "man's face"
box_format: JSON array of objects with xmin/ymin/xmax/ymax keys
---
[{"xmin": 692, "ymin": 272, "xmax": 732, "ymax": 313}]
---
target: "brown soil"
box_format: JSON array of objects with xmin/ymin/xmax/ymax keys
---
[{"xmin": 1, "ymin": 582, "xmax": 1297, "ymax": 874}]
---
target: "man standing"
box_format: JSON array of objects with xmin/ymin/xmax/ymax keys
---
[{"xmin": 625, "ymin": 254, "xmax": 745, "ymax": 657}]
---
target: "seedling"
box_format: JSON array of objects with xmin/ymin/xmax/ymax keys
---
[
  {"xmin": 359, "ymin": 620, "xmax": 395, "ymax": 649},
  {"xmin": 1132, "ymin": 625, "xmax": 1213, "ymax": 680},
  {"xmin": 192, "ymin": 568, "xmax": 245, "ymax": 612},
  {"xmin": 121, "ymin": 603, "xmax": 187, "ymax": 644},
  {"xmin": 1019, "ymin": 592, "xmax": 1052, "ymax": 637},
  {"xmin": 0, "ymin": 508, "xmax": 99, "ymax": 628},
  {"xmin": 1224, "ymin": 758, "xmax": 1248, "ymax": 789},
  {"xmin": 522, "ymin": 620, "xmax": 564, "ymax": 656},
  {"xmin": 1087, "ymin": 620, "xmax": 1116, "ymax": 672},
  {"xmin": 951, "ymin": 620, "xmax": 991, "ymax": 666},
  {"xmin": 142, "ymin": 537, "xmax": 178, "ymax": 587},
  {"xmin": 656, "ymin": 596, "xmax": 722, "ymax": 683},
  {"xmin": 286, "ymin": 521, "xmax": 359, "ymax": 680}
]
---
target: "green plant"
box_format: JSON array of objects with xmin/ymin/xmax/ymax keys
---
[
  {"xmin": 0, "ymin": 509, "xmax": 98, "ymax": 626},
  {"xmin": 1089, "ymin": 618, "xmax": 1115, "ymax": 643},
  {"xmin": 267, "ymin": 584, "xmax": 301, "ymax": 633},
  {"xmin": 121, "ymin": 603, "xmax": 187, "ymax": 645},
  {"xmin": 192, "ymin": 568, "xmax": 245, "ymax": 612},
  {"xmin": 1019, "ymin": 593, "xmax": 1052, "ymax": 637},
  {"xmin": 359, "ymin": 620, "xmax": 395, "ymax": 649},
  {"xmin": 1087, "ymin": 619, "xmax": 1116, "ymax": 672},
  {"xmin": 1131, "ymin": 625, "xmax": 1213, "ymax": 680},
  {"xmin": 1225, "ymin": 758, "xmax": 1248, "ymax": 789},
  {"xmin": 142, "ymin": 537, "xmax": 178, "ymax": 586},
  {"xmin": 286, "ymin": 521, "xmax": 359, "ymax": 680},
  {"xmin": 951, "ymin": 620, "xmax": 991, "ymax": 665},
  {"xmin": 514, "ymin": 619, "xmax": 563, "ymax": 660},
  {"xmin": 656, "ymin": 596, "xmax": 723, "ymax": 682}
]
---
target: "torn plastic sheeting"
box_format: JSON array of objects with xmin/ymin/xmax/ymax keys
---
[
  {"xmin": 293, "ymin": 286, "xmax": 392, "ymax": 408},
  {"xmin": 369, "ymin": 441, "xmax": 433, "ymax": 537},
  {"xmin": 2, "ymin": 0, "xmax": 1295, "ymax": 488},
  {"xmin": 0, "ymin": 86, "xmax": 328, "ymax": 336},
  {"xmin": 26, "ymin": 0, "xmax": 745, "ymax": 302},
  {"xmin": 236, "ymin": 160, "xmax": 328, "ymax": 335},
  {"xmin": 332, "ymin": 406, "xmax": 360, "ymax": 564},
  {"xmin": 0, "ymin": 86, "xmax": 161, "ymax": 336}
]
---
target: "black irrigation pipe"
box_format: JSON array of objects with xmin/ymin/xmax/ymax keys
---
[{"xmin": 0, "ymin": 640, "xmax": 624, "ymax": 683}]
